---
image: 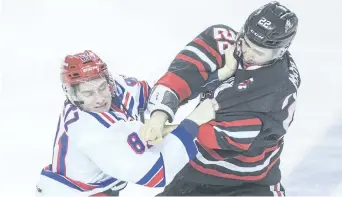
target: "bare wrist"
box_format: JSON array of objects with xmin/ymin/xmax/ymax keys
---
[{"xmin": 151, "ymin": 111, "xmax": 168, "ymax": 122}]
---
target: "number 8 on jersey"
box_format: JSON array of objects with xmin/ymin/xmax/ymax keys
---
[{"xmin": 127, "ymin": 132, "xmax": 146, "ymax": 154}]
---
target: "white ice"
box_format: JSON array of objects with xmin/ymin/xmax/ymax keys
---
[{"xmin": 0, "ymin": 0, "xmax": 341, "ymax": 196}]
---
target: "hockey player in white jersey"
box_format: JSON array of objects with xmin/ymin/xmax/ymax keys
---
[{"xmin": 35, "ymin": 50, "xmax": 217, "ymax": 196}]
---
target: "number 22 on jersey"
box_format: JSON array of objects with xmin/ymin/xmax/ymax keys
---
[{"xmin": 213, "ymin": 27, "xmax": 235, "ymax": 55}]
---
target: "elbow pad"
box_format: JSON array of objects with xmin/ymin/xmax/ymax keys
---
[{"xmin": 147, "ymin": 85, "xmax": 179, "ymax": 122}]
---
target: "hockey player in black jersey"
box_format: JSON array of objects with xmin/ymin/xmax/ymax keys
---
[{"xmin": 141, "ymin": 1, "xmax": 300, "ymax": 196}]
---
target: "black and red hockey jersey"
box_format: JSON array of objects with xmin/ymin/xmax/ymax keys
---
[{"xmin": 153, "ymin": 24, "xmax": 301, "ymax": 186}]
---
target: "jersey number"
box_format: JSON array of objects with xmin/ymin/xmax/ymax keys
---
[
  {"xmin": 258, "ymin": 17, "xmax": 272, "ymax": 29},
  {"xmin": 127, "ymin": 132, "xmax": 145, "ymax": 154},
  {"xmin": 213, "ymin": 28, "xmax": 235, "ymax": 55}
]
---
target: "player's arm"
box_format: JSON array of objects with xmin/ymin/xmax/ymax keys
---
[
  {"xmin": 148, "ymin": 25, "xmax": 236, "ymax": 122},
  {"xmin": 68, "ymin": 99, "xmax": 215, "ymax": 187},
  {"xmin": 137, "ymin": 79, "xmax": 152, "ymax": 110},
  {"xmin": 197, "ymin": 114, "xmax": 262, "ymax": 152},
  {"xmin": 77, "ymin": 120, "xmax": 197, "ymax": 187},
  {"xmin": 198, "ymin": 83, "xmax": 280, "ymax": 151},
  {"xmin": 115, "ymin": 75, "xmax": 152, "ymax": 113},
  {"xmin": 199, "ymin": 79, "xmax": 299, "ymax": 151}
]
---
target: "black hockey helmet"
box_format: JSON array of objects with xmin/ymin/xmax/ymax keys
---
[{"xmin": 243, "ymin": 1, "xmax": 298, "ymax": 49}]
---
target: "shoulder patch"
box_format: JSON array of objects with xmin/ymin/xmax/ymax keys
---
[{"xmin": 120, "ymin": 75, "xmax": 138, "ymax": 87}]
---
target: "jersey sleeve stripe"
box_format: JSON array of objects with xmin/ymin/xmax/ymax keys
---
[
  {"xmin": 145, "ymin": 165, "xmax": 165, "ymax": 187},
  {"xmin": 41, "ymin": 168, "xmax": 83, "ymax": 191},
  {"xmin": 197, "ymin": 123, "xmax": 221, "ymax": 149},
  {"xmin": 176, "ymin": 54, "xmax": 208, "ymax": 80},
  {"xmin": 107, "ymin": 111, "xmax": 124, "ymax": 121},
  {"xmin": 64, "ymin": 105, "xmax": 77, "ymax": 122},
  {"xmin": 138, "ymin": 81, "xmax": 150, "ymax": 110},
  {"xmin": 86, "ymin": 112, "xmax": 111, "ymax": 128},
  {"xmin": 138, "ymin": 88, "xmax": 145, "ymax": 110},
  {"xmin": 110, "ymin": 103, "xmax": 125, "ymax": 114},
  {"xmin": 210, "ymin": 118, "xmax": 262, "ymax": 128},
  {"xmin": 136, "ymin": 155, "xmax": 165, "ymax": 187},
  {"xmin": 41, "ymin": 168, "xmax": 121, "ymax": 192},
  {"xmin": 224, "ymin": 136, "xmax": 251, "ymax": 151},
  {"xmin": 53, "ymin": 116, "xmax": 61, "ymax": 147},
  {"xmin": 156, "ymin": 72, "xmax": 191, "ymax": 102},
  {"xmin": 171, "ymin": 124, "xmax": 198, "ymax": 159},
  {"xmin": 233, "ymin": 145, "xmax": 280, "ymax": 163},
  {"xmin": 193, "ymin": 38, "xmax": 222, "ymax": 68},
  {"xmin": 197, "ymin": 146, "xmax": 281, "ymax": 172},
  {"xmin": 138, "ymin": 83, "xmax": 146, "ymax": 110},
  {"xmin": 64, "ymin": 112, "xmax": 80, "ymax": 132},
  {"xmin": 184, "ymin": 46, "xmax": 217, "ymax": 72},
  {"xmin": 189, "ymin": 156, "xmax": 280, "ymax": 181},
  {"xmin": 63, "ymin": 103, "xmax": 71, "ymax": 117},
  {"xmin": 123, "ymin": 92, "xmax": 131, "ymax": 109},
  {"xmin": 214, "ymin": 126, "xmax": 260, "ymax": 139},
  {"xmin": 140, "ymin": 81, "xmax": 149, "ymax": 101},
  {"xmin": 200, "ymin": 144, "xmax": 224, "ymax": 160},
  {"xmin": 100, "ymin": 112, "xmax": 116, "ymax": 123},
  {"xmin": 57, "ymin": 133, "xmax": 68, "ymax": 176},
  {"xmin": 127, "ymin": 98, "xmax": 135, "ymax": 118},
  {"xmin": 88, "ymin": 177, "xmax": 118, "ymax": 187}
]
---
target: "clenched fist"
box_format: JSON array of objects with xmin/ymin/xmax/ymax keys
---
[{"xmin": 140, "ymin": 111, "xmax": 168, "ymax": 144}]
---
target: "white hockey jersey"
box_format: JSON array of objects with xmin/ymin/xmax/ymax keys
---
[{"xmin": 36, "ymin": 75, "xmax": 199, "ymax": 196}]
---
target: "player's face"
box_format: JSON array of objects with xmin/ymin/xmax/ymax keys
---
[
  {"xmin": 76, "ymin": 77, "xmax": 111, "ymax": 112},
  {"xmin": 241, "ymin": 36, "xmax": 280, "ymax": 65}
]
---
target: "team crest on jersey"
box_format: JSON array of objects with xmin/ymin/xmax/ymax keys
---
[
  {"xmin": 237, "ymin": 77, "xmax": 254, "ymax": 91},
  {"xmin": 78, "ymin": 54, "xmax": 92, "ymax": 63}
]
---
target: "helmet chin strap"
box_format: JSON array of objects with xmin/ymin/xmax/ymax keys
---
[{"xmin": 74, "ymin": 100, "xmax": 84, "ymax": 106}]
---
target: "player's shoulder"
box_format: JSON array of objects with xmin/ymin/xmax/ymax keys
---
[
  {"xmin": 114, "ymin": 74, "xmax": 151, "ymax": 100},
  {"xmin": 206, "ymin": 24, "xmax": 237, "ymax": 32},
  {"xmin": 114, "ymin": 74, "xmax": 142, "ymax": 96},
  {"xmin": 286, "ymin": 52, "xmax": 301, "ymax": 88},
  {"xmin": 63, "ymin": 104, "xmax": 125, "ymax": 134},
  {"xmin": 115, "ymin": 74, "xmax": 139, "ymax": 89},
  {"xmin": 114, "ymin": 75, "xmax": 144, "ymax": 91},
  {"xmin": 278, "ymin": 52, "xmax": 301, "ymax": 91},
  {"xmin": 201, "ymin": 24, "xmax": 238, "ymax": 38},
  {"xmin": 83, "ymin": 109, "xmax": 128, "ymax": 129}
]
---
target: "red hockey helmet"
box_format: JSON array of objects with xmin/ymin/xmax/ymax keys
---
[
  {"xmin": 61, "ymin": 50, "xmax": 108, "ymax": 85},
  {"xmin": 60, "ymin": 50, "xmax": 115, "ymax": 105}
]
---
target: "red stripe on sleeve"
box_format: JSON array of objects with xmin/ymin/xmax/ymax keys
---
[
  {"xmin": 224, "ymin": 136, "xmax": 251, "ymax": 151},
  {"xmin": 176, "ymin": 54, "xmax": 208, "ymax": 80},
  {"xmin": 189, "ymin": 156, "xmax": 280, "ymax": 181},
  {"xmin": 100, "ymin": 112, "xmax": 115, "ymax": 123},
  {"xmin": 145, "ymin": 168, "xmax": 164, "ymax": 187},
  {"xmin": 197, "ymin": 123, "xmax": 221, "ymax": 149},
  {"xmin": 156, "ymin": 72, "xmax": 191, "ymax": 102},
  {"xmin": 233, "ymin": 145, "xmax": 279, "ymax": 163},
  {"xmin": 193, "ymin": 38, "xmax": 222, "ymax": 68}
]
